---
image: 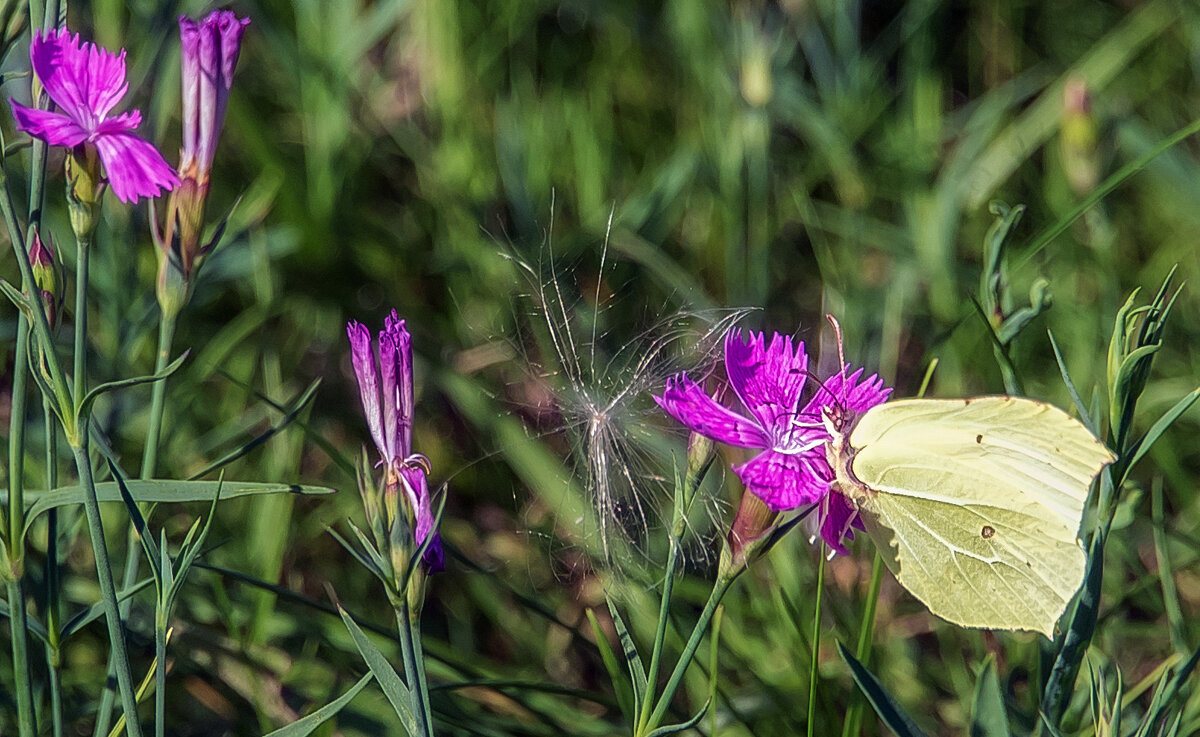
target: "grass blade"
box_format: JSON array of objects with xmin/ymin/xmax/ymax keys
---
[
  {"xmin": 837, "ymin": 641, "xmax": 930, "ymax": 737},
  {"xmin": 260, "ymin": 672, "xmax": 374, "ymax": 737},
  {"xmin": 336, "ymin": 604, "xmax": 419, "ymax": 735}
]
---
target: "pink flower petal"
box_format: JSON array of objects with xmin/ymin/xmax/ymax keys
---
[
  {"xmin": 30, "ymin": 28, "xmax": 129, "ymax": 128},
  {"xmin": 655, "ymin": 373, "xmax": 771, "ymax": 448},
  {"xmin": 9, "ymin": 101, "xmax": 87, "ymax": 147},
  {"xmin": 725, "ymin": 329, "xmax": 810, "ymax": 437},
  {"xmin": 818, "ymin": 491, "xmax": 862, "ymax": 555},
  {"xmin": 383, "ymin": 311, "xmax": 414, "ymax": 455},
  {"xmin": 400, "ymin": 465, "xmax": 444, "ymax": 573},
  {"xmin": 91, "ymin": 130, "xmax": 180, "ymax": 203},
  {"xmin": 734, "ymin": 449, "xmax": 830, "ymax": 510},
  {"xmin": 347, "ymin": 321, "xmax": 387, "ymax": 461},
  {"xmin": 804, "ymin": 366, "xmax": 891, "ymax": 416}
]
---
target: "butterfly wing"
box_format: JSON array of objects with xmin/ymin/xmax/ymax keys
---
[{"xmin": 846, "ymin": 396, "xmax": 1115, "ymax": 636}]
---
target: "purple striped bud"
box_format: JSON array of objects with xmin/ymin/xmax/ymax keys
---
[{"xmin": 29, "ymin": 229, "xmax": 61, "ymax": 330}]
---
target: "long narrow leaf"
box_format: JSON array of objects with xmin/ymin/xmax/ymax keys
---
[
  {"xmin": 837, "ymin": 641, "xmax": 930, "ymax": 737},
  {"xmin": 606, "ymin": 596, "xmax": 647, "ymax": 715},
  {"xmin": 971, "ymin": 656, "xmax": 1012, "ymax": 737},
  {"xmin": 79, "ymin": 351, "xmax": 190, "ymax": 423},
  {"xmin": 646, "ymin": 697, "xmax": 713, "ymax": 737},
  {"xmin": 61, "ymin": 579, "xmax": 156, "ymax": 639},
  {"xmin": 336, "ymin": 604, "xmax": 419, "ymax": 735},
  {"xmin": 20, "ymin": 481, "xmax": 333, "ymax": 532},
  {"xmin": 585, "ymin": 608, "xmax": 635, "ymax": 721},
  {"xmin": 186, "ymin": 379, "xmax": 321, "ymax": 479},
  {"xmin": 259, "ymin": 673, "xmax": 373, "ymax": 737},
  {"xmin": 1048, "ymin": 330, "xmax": 1097, "ymax": 435},
  {"xmin": 107, "ymin": 460, "xmax": 163, "ymax": 586},
  {"xmin": 1123, "ymin": 388, "xmax": 1200, "ymax": 474}
]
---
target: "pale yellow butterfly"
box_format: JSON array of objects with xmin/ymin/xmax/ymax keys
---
[{"xmin": 825, "ymin": 396, "xmax": 1115, "ymax": 637}]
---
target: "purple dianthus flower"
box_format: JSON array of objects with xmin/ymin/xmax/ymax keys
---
[
  {"xmin": 655, "ymin": 328, "xmax": 890, "ymax": 553},
  {"xmin": 348, "ymin": 311, "xmax": 443, "ymax": 572},
  {"xmin": 10, "ymin": 28, "xmax": 179, "ymax": 204}
]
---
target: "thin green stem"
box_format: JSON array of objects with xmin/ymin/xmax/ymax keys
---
[
  {"xmin": 140, "ymin": 314, "xmax": 177, "ymax": 479},
  {"xmin": 73, "ymin": 235, "xmax": 90, "ymax": 402},
  {"xmin": 147, "ymin": 315, "xmax": 177, "ymax": 737},
  {"xmin": 6, "ymin": 581, "xmax": 36, "ymax": 737},
  {"xmin": 6, "ymin": 314, "xmax": 35, "ymax": 737},
  {"xmin": 410, "ymin": 613, "xmax": 434, "ymax": 733},
  {"xmin": 72, "ymin": 441, "xmax": 144, "ymax": 737},
  {"xmin": 396, "ymin": 601, "xmax": 434, "ymax": 736},
  {"xmin": 637, "ymin": 506, "xmax": 684, "ymax": 734},
  {"xmin": 97, "ymin": 313, "xmax": 179, "ymax": 734},
  {"xmin": 842, "ymin": 552, "xmax": 884, "ymax": 737},
  {"xmin": 7, "ymin": 318, "xmax": 28, "ymax": 550},
  {"xmin": 155, "ymin": 612, "xmax": 167, "ymax": 737},
  {"xmin": 806, "ymin": 547, "xmax": 826, "ymax": 737},
  {"xmin": 44, "ymin": 398, "xmax": 64, "ymax": 737},
  {"xmin": 644, "ymin": 573, "xmax": 735, "ymax": 732}
]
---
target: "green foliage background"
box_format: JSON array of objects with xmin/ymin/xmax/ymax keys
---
[{"xmin": 2, "ymin": 0, "xmax": 1200, "ymax": 734}]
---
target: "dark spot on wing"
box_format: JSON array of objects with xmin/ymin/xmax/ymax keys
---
[
  {"xmin": 976, "ymin": 434, "xmax": 983, "ymax": 444},
  {"xmin": 981, "ymin": 525, "xmax": 995, "ymax": 539}
]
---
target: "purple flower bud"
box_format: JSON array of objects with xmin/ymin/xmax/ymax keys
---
[
  {"xmin": 29, "ymin": 229, "xmax": 60, "ymax": 330},
  {"xmin": 178, "ymin": 11, "xmax": 249, "ymax": 184}
]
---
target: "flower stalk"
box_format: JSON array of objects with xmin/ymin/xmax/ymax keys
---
[{"xmin": 4, "ymin": 320, "xmax": 35, "ymax": 737}]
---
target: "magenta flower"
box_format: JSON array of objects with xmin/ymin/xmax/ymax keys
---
[
  {"xmin": 9, "ymin": 28, "xmax": 178, "ymax": 204},
  {"xmin": 655, "ymin": 328, "xmax": 890, "ymax": 553},
  {"xmin": 178, "ymin": 10, "xmax": 249, "ymax": 185},
  {"xmin": 347, "ymin": 311, "xmax": 443, "ymax": 572}
]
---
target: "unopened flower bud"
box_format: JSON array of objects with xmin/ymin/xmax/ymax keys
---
[
  {"xmin": 682, "ymin": 431, "xmax": 716, "ymax": 506},
  {"xmin": 722, "ymin": 491, "xmax": 778, "ymax": 577},
  {"xmin": 65, "ymin": 145, "xmax": 104, "ymax": 240},
  {"xmin": 29, "ymin": 229, "xmax": 61, "ymax": 330}
]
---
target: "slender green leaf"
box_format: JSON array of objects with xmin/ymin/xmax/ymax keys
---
[
  {"xmin": 20, "ymin": 481, "xmax": 333, "ymax": 532},
  {"xmin": 606, "ymin": 595, "xmax": 647, "ymax": 715},
  {"xmin": 1038, "ymin": 711, "xmax": 1068, "ymax": 737},
  {"xmin": 168, "ymin": 482, "xmax": 224, "ymax": 607},
  {"xmin": 646, "ymin": 697, "xmax": 712, "ymax": 737},
  {"xmin": 400, "ymin": 489, "xmax": 446, "ymax": 591},
  {"xmin": 186, "ymin": 379, "xmax": 321, "ymax": 480},
  {"xmin": 61, "ymin": 579, "xmax": 155, "ymax": 638},
  {"xmin": 259, "ymin": 672, "xmax": 373, "ymax": 737},
  {"xmin": 585, "ymin": 608, "xmax": 635, "ymax": 721},
  {"xmin": 336, "ymin": 604, "xmax": 419, "ymax": 735},
  {"xmin": 1124, "ymin": 388, "xmax": 1200, "ymax": 474},
  {"xmin": 331, "ymin": 522, "xmax": 392, "ymax": 588},
  {"xmin": 78, "ymin": 351, "xmax": 189, "ymax": 423},
  {"xmin": 971, "ymin": 656, "xmax": 1011, "ymax": 737},
  {"xmin": 0, "ymin": 598, "xmax": 49, "ymax": 643},
  {"xmin": 1048, "ymin": 330, "xmax": 1097, "ymax": 436},
  {"xmin": 107, "ymin": 460, "xmax": 163, "ymax": 586},
  {"xmin": 837, "ymin": 641, "xmax": 930, "ymax": 737},
  {"xmin": 0, "ymin": 276, "xmax": 30, "ymax": 313}
]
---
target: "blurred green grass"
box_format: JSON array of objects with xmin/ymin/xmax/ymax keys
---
[{"xmin": 2, "ymin": 0, "xmax": 1200, "ymax": 734}]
